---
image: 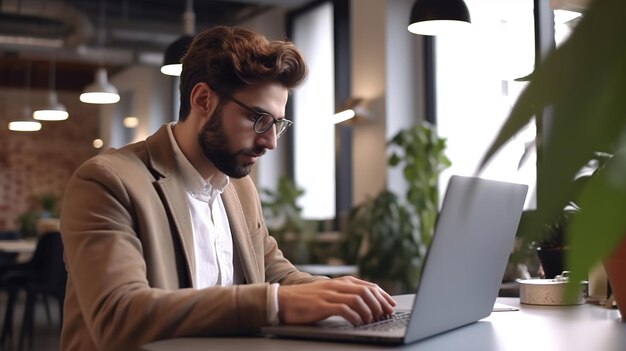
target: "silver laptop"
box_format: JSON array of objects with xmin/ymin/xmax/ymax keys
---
[{"xmin": 261, "ymin": 175, "xmax": 528, "ymax": 345}]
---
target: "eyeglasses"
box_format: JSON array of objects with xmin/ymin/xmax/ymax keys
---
[{"xmin": 223, "ymin": 95, "xmax": 293, "ymax": 139}]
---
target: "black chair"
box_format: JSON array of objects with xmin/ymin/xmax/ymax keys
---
[
  {"xmin": 0, "ymin": 231, "xmax": 66, "ymax": 351},
  {"xmin": 0, "ymin": 232, "xmax": 19, "ymax": 241},
  {"xmin": 0, "ymin": 231, "xmax": 20, "ymax": 267}
]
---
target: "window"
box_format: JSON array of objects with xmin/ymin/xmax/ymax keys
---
[
  {"xmin": 435, "ymin": 0, "xmax": 536, "ymax": 209},
  {"xmin": 290, "ymin": 2, "xmax": 336, "ymax": 220}
]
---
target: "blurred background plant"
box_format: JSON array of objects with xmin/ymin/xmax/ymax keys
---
[
  {"xmin": 15, "ymin": 192, "xmax": 60, "ymax": 238},
  {"xmin": 261, "ymin": 176, "xmax": 316, "ymax": 264},
  {"xmin": 38, "ymin": 192, "xmax": 59, "ymax": 218},
  {"xmin": 341, "ymin": 123, "xmax": 450, "ymax": 293}
]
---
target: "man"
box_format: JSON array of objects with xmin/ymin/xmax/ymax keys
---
[{"xmin": 60, "ymin": 26, "xmax": 395, "ymax": 351}]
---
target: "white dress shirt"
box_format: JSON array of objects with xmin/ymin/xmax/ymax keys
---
[
  {"xmin": 167, "ymin": 123, "xmax": 279, "ymax": 323},
  {"xmin": 168, "ymin": 124, "xmax": 233, "ymax": 288}
]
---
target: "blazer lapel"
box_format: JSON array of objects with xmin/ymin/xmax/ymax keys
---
[
  {"xmin": 154, "ymin": 178, "xmax": 196, "ymax": 286},
  {"xmin": 222, "ymin": 185, "xmax": 261, "ymax": 284},
  {"xmin": 146, "ymin": 125, "xmax": 197, "ymax": 287}
]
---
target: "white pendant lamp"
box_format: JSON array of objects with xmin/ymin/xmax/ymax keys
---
[
  {"xmin": 9, "ymin": 106, "xmax": 42, "ymax": 132},
  {"xmin": 80, "ymin": 0, "xmax": 120, "ymax": 104},
  {"xmin": 33, "ymin": 91, "xmax": 68, "ymax": 120},
  {"xmin": 80, "ymin": 67, "xmax": 120, "ymax": 104},
  {"xmin": 9, "ymin": 62, "xmax": 41, "ymax": 132},
  {"xmin": 34, "ymin": 61, "xmax": 69, "ymax": 121},
  {"xmin": 8, "ymin": 120, "xmax": 42, "ymax": 132}
]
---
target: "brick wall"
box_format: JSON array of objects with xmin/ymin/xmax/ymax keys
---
[{"xmin": 0, "ymin": 89, "xmax": 99, "ymax": 232}]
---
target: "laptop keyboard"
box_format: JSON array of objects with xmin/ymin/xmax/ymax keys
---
[{"xmin": 337, "ymin": 311, "xmax": 411, "ymax": 332}]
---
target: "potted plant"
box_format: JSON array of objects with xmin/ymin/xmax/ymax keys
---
[
  {"xmin": 16, "ymin": 211, "xmax": 39, "ymax": 238},
  {"xmin": 479, "ymin": 0, "xmax": 626, "ymax": 314},
  {"xmin": 388, "ymin": 122, "xmax": 451, "ymax": 246},
  {"xmin": 342, "ymin": 189, "xmax": 420, "ymax": 293},
  {"xmin": 534, "ymin": 210, "xmax": 573, "ymax": 279},
  {"xmin": 261, "ymin": 176, "xmax": 314, "ymax": 263},
  {"xmin": 38, "ymin": 192, "xmax": 59, "ymax": 219},
  {"xmin": 341, "ymin": 123, "xmax": 450, "ymax": 294}
]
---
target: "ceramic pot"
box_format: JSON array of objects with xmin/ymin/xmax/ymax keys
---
[
  {"xmin": 604, "ymin": 237, "xmax": 626, "ymax": 321},
  {"xmin": 518, "ymin": 277, "xmax": 587, "ymax": 305}
]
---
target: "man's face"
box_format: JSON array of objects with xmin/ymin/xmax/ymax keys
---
[{"xmin": 198, "ymin": 82, "xmax": 289, "ymax": 178}]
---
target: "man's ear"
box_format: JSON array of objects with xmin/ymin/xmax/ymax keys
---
[{"xmin": 190, "ymin": 83, "xmax": 218, "ymax": 118}]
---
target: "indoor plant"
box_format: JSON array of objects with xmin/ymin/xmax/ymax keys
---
[
  {"xmin": 479, "ymin": 0, "xmax": 626, "ymax": 313},
  {"xmin": 341, "ymin": 123, "xmax": 450, "ymax": 294},
  {"xmin": 388, "ymin": 122, "xmax": 451, "ymax": 246},
  {"xmin": 534, "ymin": 210, "xmax": 573, "ymax": 279},
  {"xmin": 261, "ymin": 176, "xmax": 314, "ymax": 263},
  {"xmin": 38, "ymin": 192, "xmax": 59, "ymax": 219}
]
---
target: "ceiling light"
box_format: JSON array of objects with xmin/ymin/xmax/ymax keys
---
[
  {"xmin": 333, "ymin": 109, "xmax": 356, "ymax": 124},
  {"xmin": 161, "ymin": 35, "xmax": 194, "ymax": 76},
  {"xmin": 80, "ymin": 68, "xmax": 120, "ymax": 104},
  {"xmin": 408, "ymin": 0, "xmax": 472, "ymax": 36},
  {"xmin": 161, "ymin": 0, "xmax": 195, "ymax": 76},
  {"xmin": 34, "ymin": 62, "xmax": 68, "ymax": 121},
  {"xmin": 8, "ymin": 120, "xmax": 42, "ymax": 132},
  {"xmin": 33, "ymin": 93, "xmax": 69, "ymax": 121},
  {"xmin": 123, "ymin": 116, "xmax": 139, "ymax": 128},
  {"xmin": 333, "ymin": 98, "xmax": 372, "ymax": 125},
  {"xmin": 80, "ymin": 0, "xmax": 119, "ymax": 104},
  {"xmin": 9, "ymin": 62, "xmax": 41, "ymax": 132},
  {"xmin": 93, "ymin": 138, "xmax": 104, "ymax": 149},
  {"xmin": 9, "ymin": 107, "xmax": 42, "ymax": 132}
]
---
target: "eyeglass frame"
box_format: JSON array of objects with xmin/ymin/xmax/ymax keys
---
[{"xmin": 222, "ymin": 95, "xmax": 293, "ymax": 139}]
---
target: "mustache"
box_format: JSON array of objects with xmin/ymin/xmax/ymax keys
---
[{"xmin": 243, "ymin": 147, "xmax": 266, "ymax": 157}]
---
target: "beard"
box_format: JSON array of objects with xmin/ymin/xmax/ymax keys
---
[{"xmin": 198, "ymin": 104, "xmax": 265, "ymax": 178}]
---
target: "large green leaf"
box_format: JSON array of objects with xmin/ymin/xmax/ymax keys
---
[
  {"xmin": 568, "ymin": 152, "xmax": 626, "ymax": 296},
  {"xmin": 480, "ymin": 0, "xmax": 626, "ymax": 297}
]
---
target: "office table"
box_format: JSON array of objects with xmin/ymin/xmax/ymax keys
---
[
  {"xmin": 0, "ymin": 239, "xmax": 37, "ymax": 264},
  {"xmin": 142, "ymin": 295, "xmax": 625, "ymax": 351},
  {"xmin": 0, "ymin": 239, "xmax": 37, "ymax": 254}
]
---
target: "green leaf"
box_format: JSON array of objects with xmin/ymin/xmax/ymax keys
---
[
  {"xmin": 566, "ymin": 152, "xmax": 626, "ymax": 299},
  {"xmin": 480, "ymin": 0, "xmax": 626, "ymax": 293}
]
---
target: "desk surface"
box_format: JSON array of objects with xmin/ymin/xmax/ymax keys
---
[
  {"xmin": 143, "ymin": 295, "xmax": 625, "ymax": 351},
  {"xmin": 0, "ymin": 239, "xmax": 37, "ymax": 253},
  {"xmin": 295, "ymin": 264, "xmax": 358, "ymax": 277}
]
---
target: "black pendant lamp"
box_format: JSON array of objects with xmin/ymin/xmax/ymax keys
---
[
  {"xmin": 161, "ymin": 35, "xmax": 194, "ymax": 76},
  {"xmin": 408, "ymin": 0, "xmax": 471, "ymax": 36},
  {"xmin": 161, "ymin": 0, "xmax": 195, "ymax": 76}
]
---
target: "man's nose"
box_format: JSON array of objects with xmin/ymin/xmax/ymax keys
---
[{"xmin": 256, "ymin": 126, "xmax": 277, "ymax": 150}]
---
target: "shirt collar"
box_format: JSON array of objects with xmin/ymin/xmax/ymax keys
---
[{"xmin": 167, "ymin": 123, "xmax": 229, "ymax": 203}]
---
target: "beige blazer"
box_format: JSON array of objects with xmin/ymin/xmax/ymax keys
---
[{"xmin": 60, "ymin": 125, "xmax": 322, "ymax": 351}]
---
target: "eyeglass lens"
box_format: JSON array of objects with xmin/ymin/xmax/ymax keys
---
[{"xmin": 254, "ymin": 114, "xmax": 290, "ymax": 137}]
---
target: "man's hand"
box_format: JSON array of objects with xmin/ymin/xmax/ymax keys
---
[{"xmin": 277, "ymin": 276, "xmax": 397, "ymax": 326}]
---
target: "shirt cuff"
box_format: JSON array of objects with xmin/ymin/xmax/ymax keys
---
[{"xmin": 267, "ymin": 283, "xmax": 280, "ymax": 325}]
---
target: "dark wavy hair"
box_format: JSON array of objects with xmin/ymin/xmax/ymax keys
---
[{"xmin": 178, "ymin": 26, "xmax": 308, "ymax": 121}]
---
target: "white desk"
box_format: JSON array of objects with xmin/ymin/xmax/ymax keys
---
[
  {"xmin": 142, "ymin": 296, "xmax": 625, "ymax": 351},
  {"xmin": 0, "ymin": 239, "xmax": 37, "ymax": 254},
  {"xmin": 0, "ymin": 239, "xmax": 37, "ymax": 263}
]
